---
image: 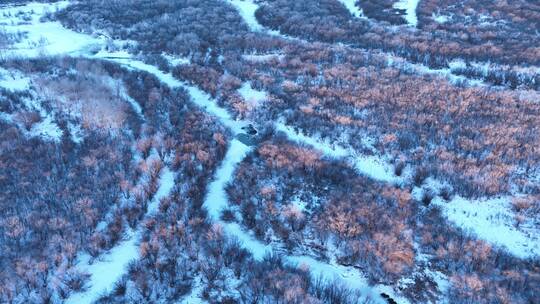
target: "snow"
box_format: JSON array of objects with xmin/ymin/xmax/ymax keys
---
[
  {"xmin": 0, "ymin": 1, "xmax": 99, "ymax": 58},
  {"xmin": 287, "ymin": 256, "xmax": 385, "ymax": 303},
  {"xmin": 393, "ymin": 0, "xmax": 420, "ymax": 27},
  {"xmin": 276, "ymin": 122, "xmax": 400, "ymax": 183},
  {"xmin": 147, "ymin": 167, "xmax": 175, "ymax": 214},
  {"xmin": 237, "ymin": 81, "xmax": 266, "ymax": 107},
  {"xmin": 184, "ymin": 84, "xmax": 244, "ymax": 134},
  {"xmin": 66, "ymin": 231, "xmax": 139, "ymax": 304},
  {"xmin": 67, "ymin": 166, "xmax": 175, "ymax": 304},
  {"xmin": 161, "ymin": 53, "xmax": 190, "ymax": 66},
  {"xmin": 275, "ymin": 122, "xmax": 349, "ymax": 158},
  {"xmin": 0, "ymin": 68, "xmax": 31, "ymax": 91},
  {"xmin": 432, "ymin": 13, "xmax": 450, "ymax": 24},
  {"xmin": 29, "ymin": 114, "xmax": 63, "ymax": 141},
  {"xmin": 117, "ymin": 82, "xmax": 144, "ymax": 119},
  {"xmin": 336, "ymin": 0, "xmax": 366, "ymax": 19},
  {"xmin": 228, "ymin": 0, "xmax": 263, "ymax": 32},
  {"xmin": 388, "ymin": 55, "xmax": 486, "ymax": 87},
  {"xmin": 434, "ymin": 196, "xmax": 540, "ymax": 259},
  {"xmin": 225, "ymin": 223, "xmax": 272, "ymax": 260},
  {"xmin": 242, "ymin": 53, "xmax": 284, "ymax": 62},
  {"xmin": 352, "ymin": 153, "xmax": 399, "ymax": 183},
  {"xmin": 204, "ymin": 139, "xmax": 252, "ymax": 220},
  {"xmin": 108, "ymin": 57, "xmax": 247, "ymax": 134}
]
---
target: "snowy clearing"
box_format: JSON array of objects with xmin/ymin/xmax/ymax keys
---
[
  {"xmin": 0, "ymin": 68, "xmax": 31, "ymax": 91},
  {"xmin": 204, "ymin": 139, "xmax": 252, "ymax": 221},
  {"xmin": 237, "ymin": 81, "xmax": 267, "ymax": 107},
  {"xmin": 29, "ymin": 114, "xmax": 63, "ymax": 141},
  {"xmin": 0, "ymin": 1, "xmax": 99, "ymax": 58},
  {"xmin": 287, "ymin": 256, "xmax": 385, "ymax": 303},
  {"xmin": 434, "ymin": 196, "xmax": 540, "ymax": 259}
]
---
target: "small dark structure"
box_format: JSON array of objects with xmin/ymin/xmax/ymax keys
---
[{"xmin": 242, "ymin": 124, "xmax": 257, "ymax": 135}]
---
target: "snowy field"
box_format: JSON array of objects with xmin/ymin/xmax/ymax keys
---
[
  {"xmin": 0, "ymin": 1, "xmax": 100, "ymax": 58},
  {"xmin": 434, "ymin": 196, "xmax": 540, "ymax": 259}
]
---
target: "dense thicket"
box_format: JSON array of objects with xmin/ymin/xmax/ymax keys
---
[
  {"xmin": 255, "ymin": 0, "xmax": 540, "ymax": 75},
  {"xmin": 56, "ymin": 0, "xmax": 251, "ymax": 57}
]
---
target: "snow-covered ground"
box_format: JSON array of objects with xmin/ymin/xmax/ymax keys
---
[
  {"xmin": 242, "ymin": 53, "xmax": 284, "ymax": 62},
  {"xmin": 67, "ymin": 165, "xmax": 176, "ymax": 304},
  {"xmin": 228, "ymin": 0, "xmax": 263, "ymax": 32},
  {"xmin": 336, "ymin": 0, "xmax": 366, "ymax": 18},
  {"xmin": 393, "ymin": 0, "xmax": 420, "ymax": 27},
  {"xmin": 0, "ymin": 67, "xmax": 31, "ymax": 91},
  {"xmin": 237, "ymin": 81, "xmax": 266, "ymax": 107},
  {"xmin": 28, "ymin": 114, "xmax": 63, "ymax": 141},
  {"xmin": 66, "ymin": 231, "xmax": 139, "ymax": 304},
  {"xmin": 275, "ymin": 122, "xmax": 401, "ymax": 184},
  {"xmin": 108, "ymin": 57, "xmax": 247, "ymax": 134},
  {"xmin": 2, "ymin": 2, "xmax": 538, "ymax": 303},
  {"xmin": 434, "ymin": 196, "xmax": 540, "ymax": 259},
  {"xmin": 0, "ymin": 1, "xmax": 100, "ymax": 58}
]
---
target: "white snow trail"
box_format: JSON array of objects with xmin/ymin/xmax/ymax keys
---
[
  {"xmin": 393, "ymin": 0, "xmax": 420, "ymax": 27},
  {"xmin": 66, "ymin": 166, "xmax": 176, "ymax": 304}
]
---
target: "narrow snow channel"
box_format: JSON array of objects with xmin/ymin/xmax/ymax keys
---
[
  {"xmin": 275, "ymin": 122, "xmax": 401, "ymax": 184},
  {"xmin": 66, "ymin": 167, "xmax": 175, "ymax": 304},
  {"xmin": 336, "ymin": 0, "xmax": 366, "ymax": 18},
  {"xmin": 393, "ymin": 0, "xmax": 420, "ymax": 27},
  {"xmin": 228, "ymin": 0, "xmax": 263, "ymax": 31}
]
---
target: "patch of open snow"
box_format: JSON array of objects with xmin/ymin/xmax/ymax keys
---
[
  {"xmin": 432, "ymin": 13, "xmax": 450, "ymax": 24},
  {"xmin": 287, "ymin": 256, "xmax": 385, "ymax": 303},
  {"xmin": 393, "ymin": 0, "xmax": 420, "ymax": 27},
  {"xmin": 336, "ymin": 0, "xmax": 366, "ymax": 19},
  {"xmin": 242, "ymin": 53, "xmax": 284, "ymax": 62},
  {"xmin": 66, "ymin": 230, "xmax": 139, "ymax": 304},
  {"xmin": 388, "ymin": 55, "xmax": 486, "ymax": 87},
  {"xmin": 225, "ymin": 222, "xmax": 272, "ymax": 260},
  {"xmin": 179, "ymin": 276, "xmax": 206, "ymax": 304},
  {"xmin": 93, "ymin": 49, "xmax": 132, "ymax": 60},
  {"xmin": 376, "ymin": 284, "xmax": 411, "ymax": 304},
  {"xmin": 204, "ymin": 139, "xmax": 252, "ymax": 220},
  {"xmin": 238, "ymin": 81, "xmax": 266, "ymax": 107},
  {"xmin": 29, "ymin": 115, "xmax": 63, "ymax": 141},
  {"xmin": 184, "ymin": 84, "xmax": 245, "ymax": 134},
  {"xmin": 228, "ymin": 0, "xmax": 263, "ymax": 32},
  {"xmin": 0, "ymin": 68, "xmax": 31, "ymax": 91},
  {"xmin": 161, "ymin": 53, "xmax": 190, "ymax": 66},
  {"xmin": 116, "ymin": 81, "xmax": 144, "ymax": 119},
  {"xmin": 351, "ymin": 153, "xmax": 399, "ymax": 183},
  {"xmin": 1, "ymin": 1, "xmax": 100, "ymax": 58},
  {"xmin": 434, "ymin": 196, "xmax": 540, "ymax": 259}
]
